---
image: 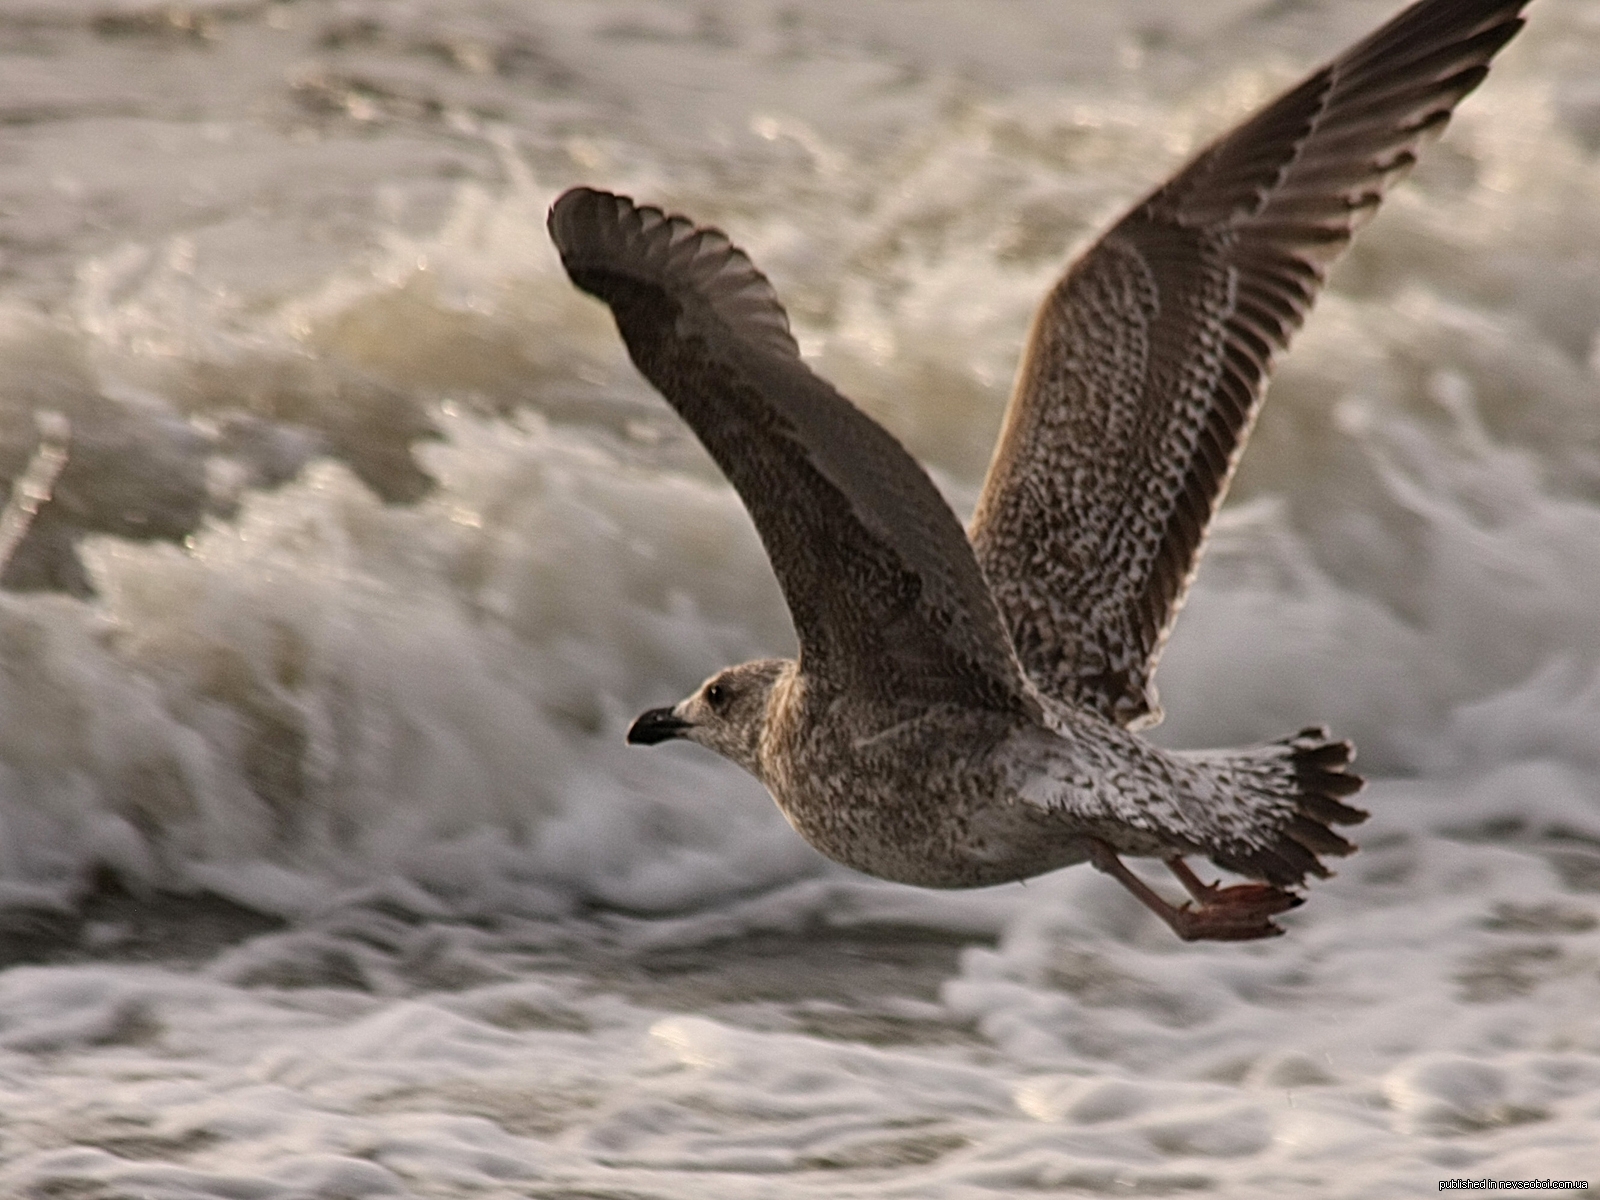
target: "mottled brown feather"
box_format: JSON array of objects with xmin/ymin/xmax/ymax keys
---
[
  {"xmin": 549, "ymin": 187, "xmax": 1030, "ymax": 714},
  {"xmin": 969, "ymin": 0, "xmax": 1530, "ymax": 727}
]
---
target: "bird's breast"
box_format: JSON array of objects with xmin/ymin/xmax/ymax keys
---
[{"xmin": 756, "ymin": 696, "xmax": 1079, "ymax": 887}]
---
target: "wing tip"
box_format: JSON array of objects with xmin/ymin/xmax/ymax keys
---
[
  {"xmin": 546, "ymin": 184, "xmax": 611, "ymax": 254},
  {"xmin": 547, "ymin": 186, "xmax": 657, "ymax": 278},
  {"xmin": 547, "ymin": 186, "xmax": 800, "ymax": 358}
]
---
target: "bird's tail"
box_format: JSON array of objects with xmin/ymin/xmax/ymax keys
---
[{"xmin": 1196, "ymin": 727, "xmax": 1368, "ymax": 887}]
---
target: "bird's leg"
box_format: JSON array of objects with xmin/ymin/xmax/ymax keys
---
[
  {"xmin": 1085, "ymin": 840, "xmax": 1298, "ymax": 942},
  {"xmin": 1085, "ymin": 839, "xmax": 1192, "ymax": 929},
  {"xmin": 1164, "ymin": 855, "xmax": 1218, "ymax": 903},
  {"xmin": 1165, "ymin": 856, "xmax": 1302, "ymax": 920}
]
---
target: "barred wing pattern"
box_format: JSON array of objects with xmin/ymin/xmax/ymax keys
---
[
  {"xmin": 969, "ymin": 0, "xmax": 1530, "ymax": 727},
  {"xmin": 549, "ymin": 188, "xmax": 1029, "ymax": 713}
]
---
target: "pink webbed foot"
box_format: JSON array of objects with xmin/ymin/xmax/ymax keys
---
[
  {"xmin": 1085, "ymin": 841, "xmax": 1303, "ymax": 942},
  {"xmin": 1165, "ymin": 856, "xmax": 1303, "ymax": 929}
]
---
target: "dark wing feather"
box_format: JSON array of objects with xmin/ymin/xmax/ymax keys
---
[
  {"xmin": 550, "ymin": 188, "xmax": 1029, "ymax": 713},
  {"xmin": 969, "ymin": 0, "xmax": 1529, "ymax": 727}
]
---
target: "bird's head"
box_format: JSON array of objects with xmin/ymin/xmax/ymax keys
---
[{"xmin": 626, "ymin": 658, "xmax": 792, "ymax": 777}]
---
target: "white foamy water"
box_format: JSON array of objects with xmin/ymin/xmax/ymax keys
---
[{"xmin": 0, "ymin": 0, "xmax": 1598, "ymax": 1195}]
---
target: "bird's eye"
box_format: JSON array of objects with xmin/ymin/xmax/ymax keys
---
[{"xmin": 705, "ymin": 682, "xmax": 728, "ymax": 708}]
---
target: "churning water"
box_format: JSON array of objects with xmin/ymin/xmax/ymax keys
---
[{"xmin": 0, "ymin": 1, "xmax": 1598, "ymax": 1195}]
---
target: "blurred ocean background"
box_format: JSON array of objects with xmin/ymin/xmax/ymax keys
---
[{"xmin": 0, "ymin": 0, "xmax": 1597, "ymax": 1195}]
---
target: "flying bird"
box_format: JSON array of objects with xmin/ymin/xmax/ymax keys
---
[{"xmin": 548, "ymin": 0, "xmax": 1530, "ymax": 940}]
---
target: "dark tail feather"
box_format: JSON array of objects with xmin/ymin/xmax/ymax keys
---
[{"xmin": 1212, "ymin": 726, "xmax": 1367, "ymax": 887}]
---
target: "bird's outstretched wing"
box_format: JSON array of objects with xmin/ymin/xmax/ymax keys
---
[
  {"xmin": 550, "ymin": 188, "xmax": 1029, "ymax": 713},
  {"xmin": 968, "ymin": 0, "xmax": 1530, "ymax": 727}
]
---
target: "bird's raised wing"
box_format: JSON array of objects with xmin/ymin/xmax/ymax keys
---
[
  {"xmin": 550, "ymin": 188, "xmax": 1029, "ymax": 714},
  {"xmin": 969, "ymin": 0, "xmax": 1530, "ymax": 727}
]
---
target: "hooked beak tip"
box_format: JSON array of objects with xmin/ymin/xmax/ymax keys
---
[{"xmin": 626, "ymin": 706, "xmax": 690, "ymax": 746}]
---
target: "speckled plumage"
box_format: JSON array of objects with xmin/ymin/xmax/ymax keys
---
[
  {"xmin": 548, "ymin": 0, "xmax": 1530, "ymax": 940},
  {"xmin": 971, "ymin": 0, "xmax": 1534, "ymax": 729}
]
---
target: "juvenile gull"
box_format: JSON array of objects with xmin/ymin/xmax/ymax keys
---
[{"xmin": 548, "ymin": 0, "xmax": 1530, "ymax": 941}]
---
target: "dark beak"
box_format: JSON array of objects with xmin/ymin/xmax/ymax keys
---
[{"xmin": 626, "ymin": 706, "xmax": 690, "ymax": 746}]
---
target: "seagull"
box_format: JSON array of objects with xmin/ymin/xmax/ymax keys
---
[{"xmin": 547, "ymin": 0, "xmax": 1530, "ymax": 941}]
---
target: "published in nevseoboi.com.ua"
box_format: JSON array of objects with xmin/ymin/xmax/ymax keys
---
[{"xmin": 1439, "ymin": 1182, "xmax": 1589, "ymax": 1191}]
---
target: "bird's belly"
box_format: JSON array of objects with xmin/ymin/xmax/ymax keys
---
[{"xmin": 765, "ymin": 753, "xmax": 1092, "ymax": 890}]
